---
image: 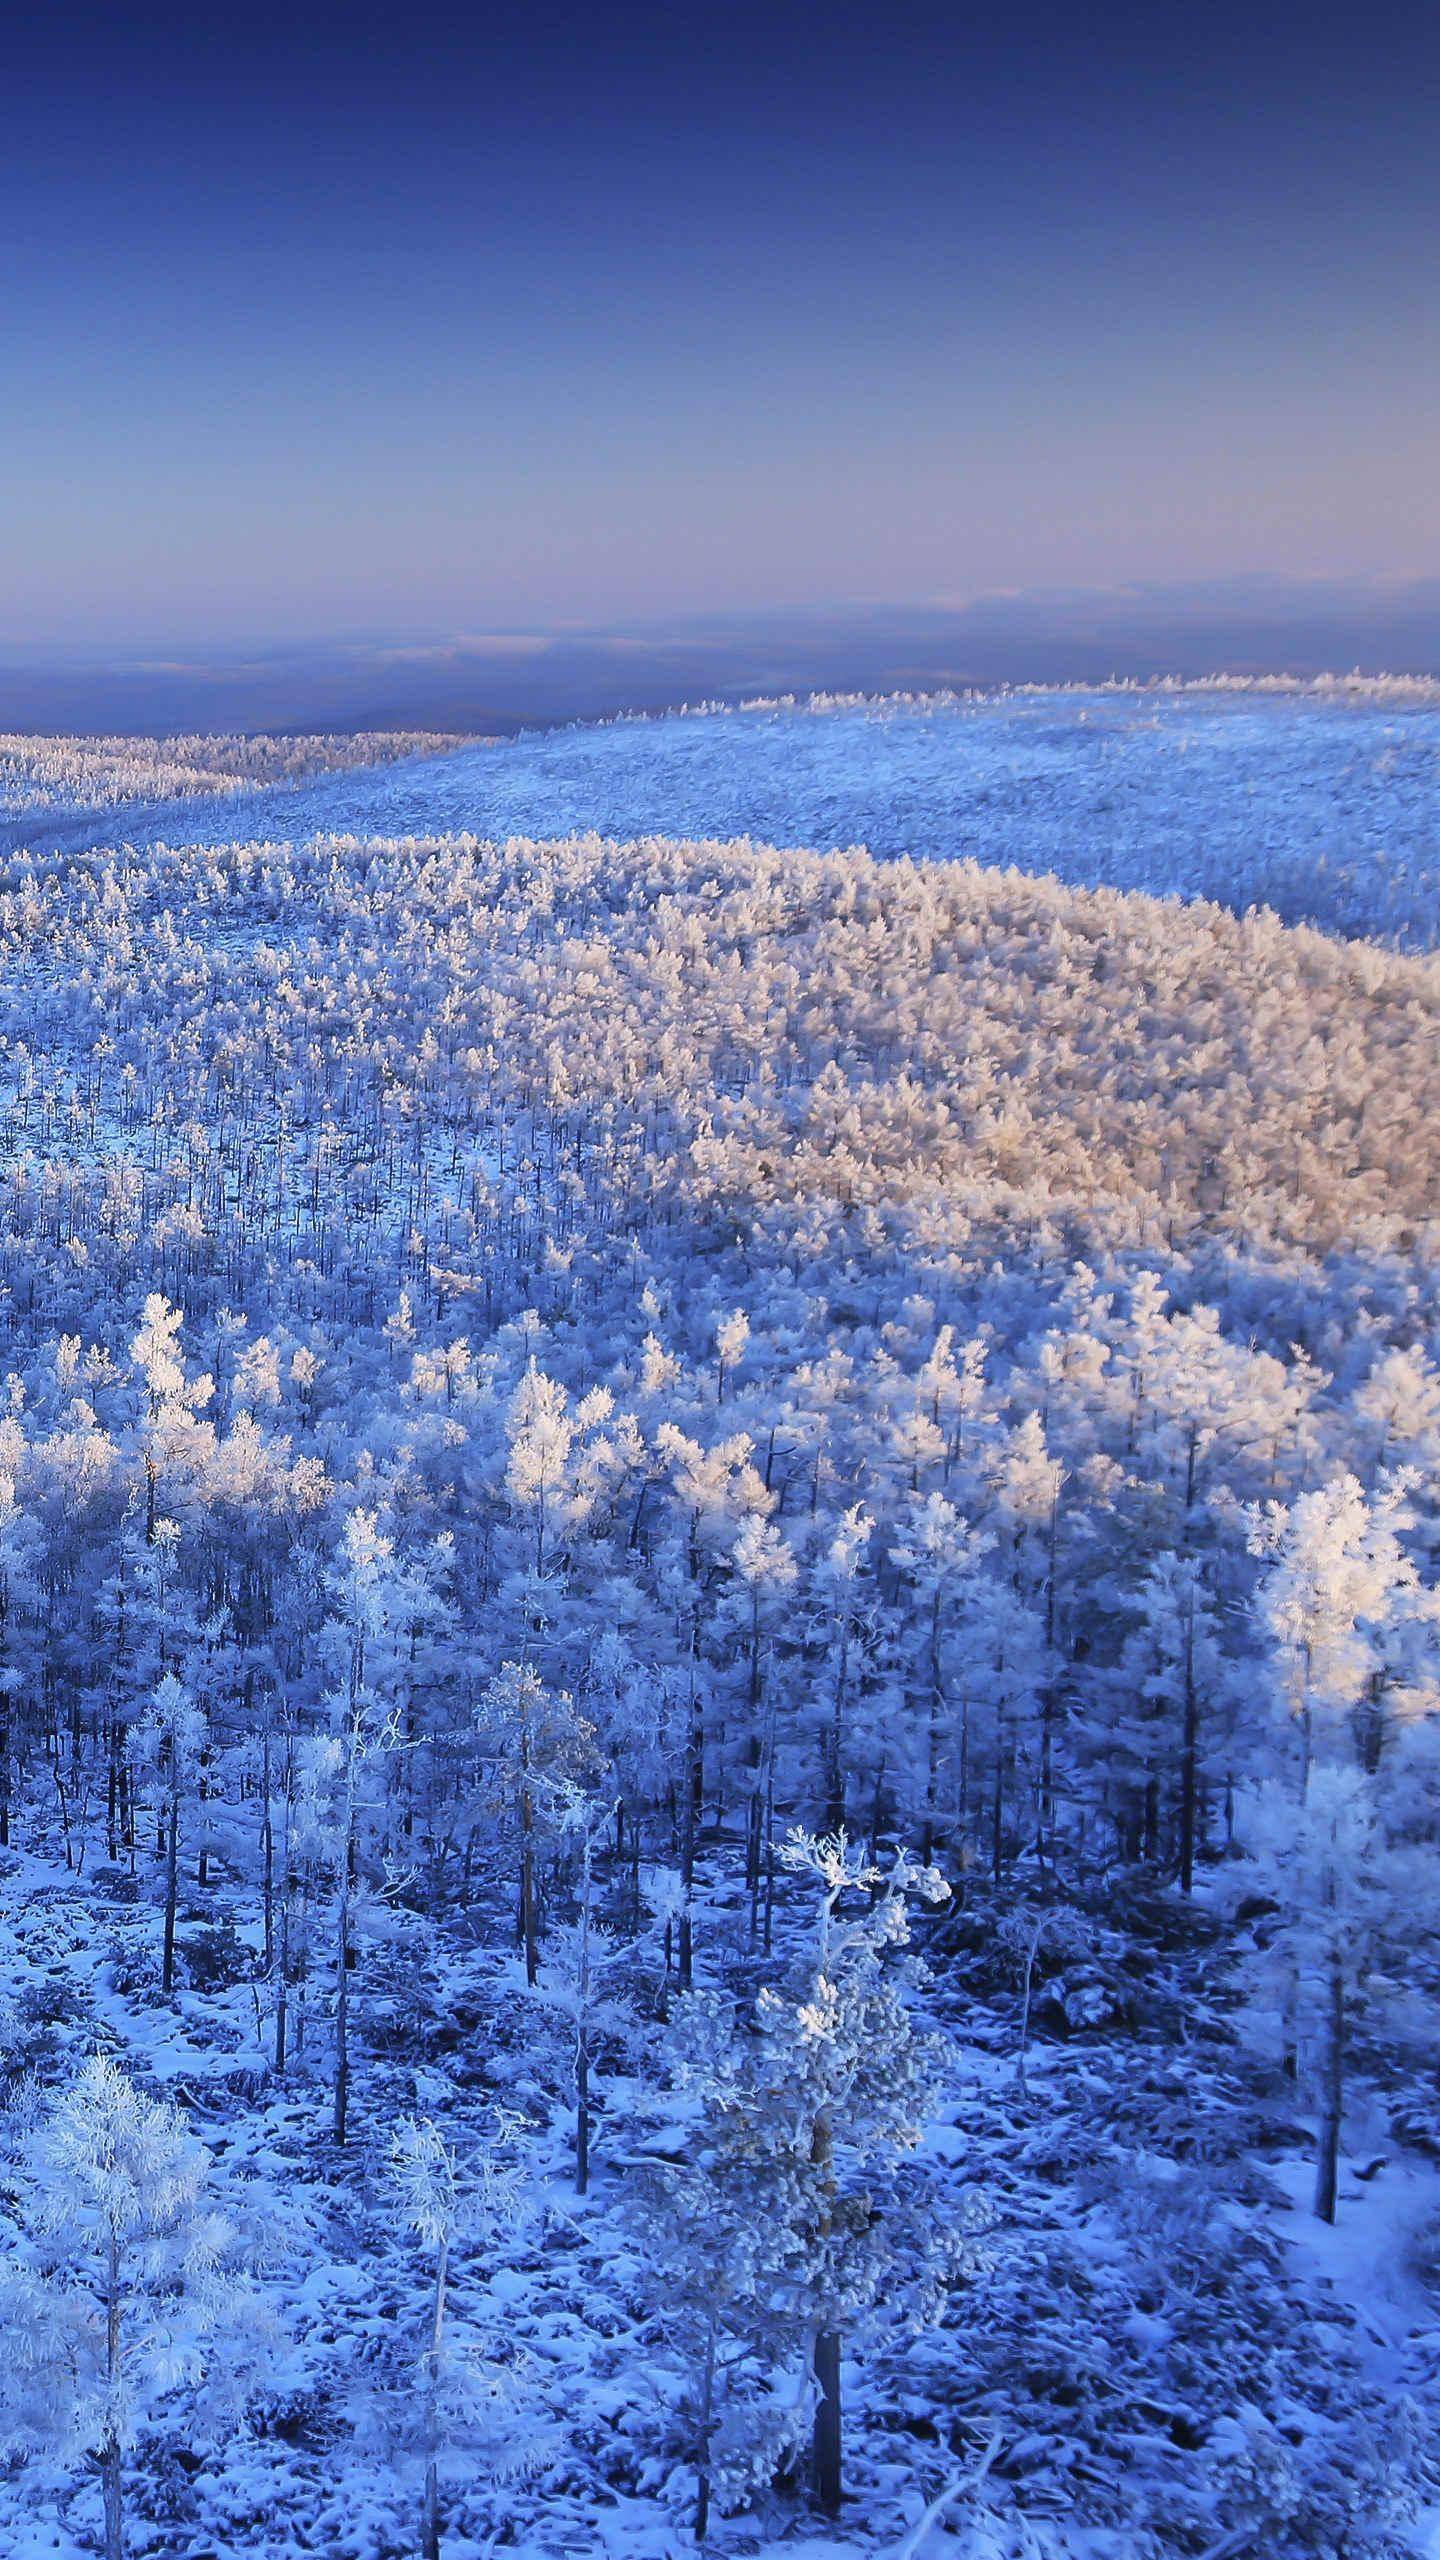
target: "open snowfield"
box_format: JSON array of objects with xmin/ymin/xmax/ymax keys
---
[
  {"xmin": 0, "ymin": 691, "xmax": 1436, "ymax": 2559},
  {"xmin": 10, "ymin": 683, "xmax": 1439, "ymax": 947}
]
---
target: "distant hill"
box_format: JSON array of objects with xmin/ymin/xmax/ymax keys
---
[{"xmin": 3, "ymin": 574, "xmax": 1436, "ymax": 732}]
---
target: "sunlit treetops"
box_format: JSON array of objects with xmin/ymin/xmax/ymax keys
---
[{"xmin": 0, "ymin": 829, "xmax": 1430, "ymax": 1307}]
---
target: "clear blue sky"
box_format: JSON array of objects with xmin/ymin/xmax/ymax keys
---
[{"xmin": 4, "ymin": 0, "xmax": 1437, "ymax": 647}]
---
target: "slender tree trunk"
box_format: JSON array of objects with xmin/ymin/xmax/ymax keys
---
[
  {"xmin": 107, "ymin": 1703, "xmax": 123, "ymax": 1864},
  {"xmin": 744, "ymin": 1786, "xmax": 763, "ymax": 1916},
  {"xmin": 424, "ymin": 2233, "xmax": 448, "ymax": 2560},
  {"xmin": 162, "ymin": 1777, "xmax": 180, "ymax": 1995},
  {"xmin": 334, "ymin": 1865, "xmax": 351, "ymax": 2143},
  {"xmin": 678, "ymin": 1687, "xmax": 700, "ymax": 1993},
  {"xmin": 576, "ymin": 1828, "xmax": 593, "ymax": 2194},
  {"xmin": 103, "ymin": 2437, "xmax": 124, "ymax": 2560},
  {"xmin": 1038, "ymin": 1495, "xmax": 1060, "ymax": 1873},
  {"xmin": 810, "ymin": 2097, "xmax": 843, "ymax": 2518},
  {"xmin": 867, "ymin": 1755, "xmax": 887, "ymax": 1864},
  {"xmin": 1178, "ymin": 1604, "xmax": 1199, "ymax": 1895},
  {"xmin": 259, "ymin": 1684, "xmax": 274, "ymax": 1973},
  {"xmin": 1314, "ymin": 1938, "xmax": 1345, "ymax": 2224},
  {"xmin": 519, "ymin": 1804, "xmax": 539, "ymax": 1989},
  {"xmin": 103, "ymin": 2231, "xmax": 124, "ymax": 2560},
  {"xmin": 694, "ymin": 2307, "xmax": 717, "ymax": 2542},
  {"xmin": 275, "ymin": 1876, "xmax": 290, "ymax": 2075},
  {"xmin": 825, "ymin": 1614, "xmax": 850, "ymax": 1836},
  {"xmin": 744, "ymin": 1597, "xmax": 763, "ymax": 1917},
  {"xmin": 0, "ymin": 1597, "xmax": 10, "ymax": 1851},
  {"xmin": 811, "ymin": 2327, "xmax": 842, "ymax": 2516},
  {"xmin": 576, "ymin": 2020, "xmax": 590, "ymax": 2194},
  {"xmin": 1016, "ymin": 1911, "xmax": 1045, "ymax": 2091},
  {"xmin": 991, "ymin": 1749, "xmax": 1004, "ymax": 1889}
]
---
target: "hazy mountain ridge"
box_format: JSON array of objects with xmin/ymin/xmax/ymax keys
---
[{"xmin": 5, "ymin": 577, "xmax": 1437, "ymax": 732}]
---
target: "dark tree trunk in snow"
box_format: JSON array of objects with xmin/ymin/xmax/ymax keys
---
[
  {"xmin": 103, "ymin": 2436, "xmax": 124, "ymax": 2560},
  {"xmin": 519, "ymin": 1805, "xmax": 539, "ymax": 1989},
  {"xmin": 162, "ymin": 1787, "xmax": 179, "ymax": 1995},
  {"xmin": 103, "ymin": 2231, "xmax": 124, "ymax": 2560},
  {"xmin": 1314, "ymin": 1939, "xmax": 1344, "ymax": 2224},
  {"xmin": 1178, "ymin": 1643, "xmax": 1199, "ymax": 1894},
  {"xmin": 333, "ymin": 1873, "xmax": 351, "ymax": 2143},
  {"xmin": 576, "ymin": 2026, "xmax": 590, "ymax": 2194},
  {"xmin": 258, "ymin": 1680, "xmax": 274, "ymax": 1972},
  {"xmin": 811, "ymin": 2327, "xmax": 842, "ymax": 2516},
  {"xmin": 679, "ymin": 1685, "xmax": 701, "ymax": 1992},
  {"xmin": 825, "ymin": 1611, "xmax": 851, "ymax": 1836},
  {"xmin": 423, "ymin": 2231, "xmax": 448, "ymax": 2560},
  {"xmin": 694, "ymin": 2307, "xmax": 717, "ymax": 2542},
  {"xmin": 275, "ymin": 1888, "xmax": 290, "ymax": 2075}
]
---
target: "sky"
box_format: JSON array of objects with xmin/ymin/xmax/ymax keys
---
[{"xmin": 3, "ymin": 0, "xmax": 1438, "ymax": 654}]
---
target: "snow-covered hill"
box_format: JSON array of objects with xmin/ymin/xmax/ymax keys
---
[
  {"xmin": 0, "ymin": 728, "xmax": 470, "ymax": 853},
  {"xmin": 0, "ymin": 696, "xmax": 1437, "ymax": 2558},
  {"xmin": 0, "ymin": 813, "xmax": 1433, "ymax": 2556},
  {"xmin": 11, "ymin": 686, "xmax": 1439, "ymax": 948}
]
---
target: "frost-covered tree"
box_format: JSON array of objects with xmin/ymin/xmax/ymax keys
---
[
  {"xmin": 1234, "ymin": 1765, "xmax": 1410, "ymax": 2222},
  {"xmin": 321, "ymin": 1507, "xmax": 439, "ymax": 2142},
  {"xmin": 129, "ymin": 1671, "xmax": 207, "ymax": 1995},
  {"xmin": 389, "ymin": 2107, "xmax": 529, "ymax": 2560},
  {"xmin": 651, "ymin": 1831, "xmax": 959, "ymax": 2521},
  {"xmin": 0, "ymin": 2055, "xmax": 247, "ymax": 2560},
  {"xmin": 475, "ymin": 1660, "xmax": 597, "ymax": 1987},
  {"xmin": 1248, "ymin": 1474, "xmax": 1433, "ymax": 1789}
]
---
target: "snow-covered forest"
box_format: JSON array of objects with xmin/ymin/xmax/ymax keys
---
[
  {"xmin": 0, "ymin": 704, "xmax": 1437, "ymax": 2559},
  {"xmin": 0, "ymin": 733, "xmax": 470, "ymax": 852},
  {"xmin": 22, "ymin": 686, "xmax": 1438, "ymax": 950}
]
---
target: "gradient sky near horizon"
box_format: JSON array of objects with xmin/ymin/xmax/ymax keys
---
[{"xmin": 4, "ymin": 0, "xmax": 1438, "ymax": 647}]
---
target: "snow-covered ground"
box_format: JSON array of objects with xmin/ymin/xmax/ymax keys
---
[
  {"xmin": 5, "ymin": 1826, "xmax": 1434, "ymax": 2560},
  {"xmin": 13, "ymin": 687, "xmax": 1439, "ymax": 948}
]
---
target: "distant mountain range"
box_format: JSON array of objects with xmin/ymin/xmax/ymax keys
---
[{"xmin": 3, "ymin": 575, "xmax": 1437, "ymax": 734}]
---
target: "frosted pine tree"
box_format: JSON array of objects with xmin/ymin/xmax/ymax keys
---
[
  {"xmin": 321, "ymin": 1506, "xmax": 442, "ymax": 2141},
  {"xmin": 388, "ymin": 2108, "xmax": 529, "ymax": 2560},
  {"xmin": 761, "ymin": 1832, "xmax": 958, "ymax": 2514},
  {"xmin": 631, "ymin": 1992, "xmax": 776, "ymax": 2541},
  {"xmin": 1248, "ymin": 1473, "xmax": 1420, "ymax": 1787},
  {"xmin": 1244, "ymin": 1473, "xmax": 1439, "ymax": 2216},
  {"xmin": 714, "ymin": 1308, "xmax": 749, "ymax": 1405},
  {"xmin": 129, "ymin": 1671, "xmax": 207, "ymax": 1995},
  {"xmin": 130, "ymin": 1293, "xmax": 215, "ymax": 1546},
  {"xmin": 474, "ymin": 1660, "xmax": 597, "ymax": 1987},
  {"xmin": 544, "ymin": 1779, "xmax": 633, "ymax": 2194},
  {"xmin": 391, "ymin": 2114, "xmax": 460, "ymax": 2560},
  {"xmin": 0, "ymin": 2054, "xmax": 248, "ymax": 2560},
  {"xmin": 1236, "ymin": 1765, "xmax": 1403, "ymax": 2221},
  {"xmin": 646, "ymin": 1831, "xmax": 968, "ymax": 2527}
]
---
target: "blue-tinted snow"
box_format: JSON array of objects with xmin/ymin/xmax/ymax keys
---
[{"xmin": 18, "ymin": 690, "xmax": 1440, "ymax": 949}]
